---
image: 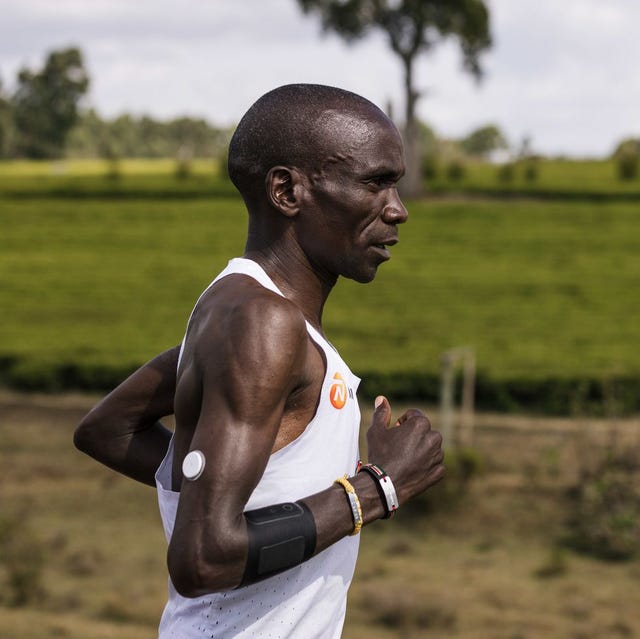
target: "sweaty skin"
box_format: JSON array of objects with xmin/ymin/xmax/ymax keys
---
[
  {"xmin": 75, "ymin": 346, "xmax": 178, "ymax": 486},
  {"xmin": 75, "ymin": 90, "xmax": 445, "ymax": 599},
  {"xmin": 165, "ymin": 111, "xmax": 443, "ymax": 596}
]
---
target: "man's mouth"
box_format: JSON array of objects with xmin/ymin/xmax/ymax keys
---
[
  {"xmin": 372, "ymin": 238, "xmax": 398, "ymax": 251},
  {"xmin": 371, "ymin": 240, "xmax": 397, "ymax": 260}
]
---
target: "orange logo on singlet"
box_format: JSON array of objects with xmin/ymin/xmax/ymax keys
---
[{"xmin": 330, "ymin": 372, "xmax": 348, "ymax": 409}]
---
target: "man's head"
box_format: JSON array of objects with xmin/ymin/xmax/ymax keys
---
[
  {"xmin": 228, "ymin": 84, "xmax": 393, "ymax": 205},
  {"xmin": 230, "ymin": 84, "xmax": 408, "ymax": 283}
]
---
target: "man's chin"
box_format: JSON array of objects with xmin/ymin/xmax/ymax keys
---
[{"xmin": 347, "ymin": 265, "xmax": 379, "ymax": 284}]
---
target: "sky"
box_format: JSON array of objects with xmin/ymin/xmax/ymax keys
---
[{"xmin": 1, "ymin": 0, "xmax": 638, "ymax": 158}]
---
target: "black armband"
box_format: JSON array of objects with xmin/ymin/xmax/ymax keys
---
[{"xmin": 240, "ymin": 501, "xmax": 316, "ymax": 586}]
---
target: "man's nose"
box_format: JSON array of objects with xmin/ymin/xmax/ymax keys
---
[{"xmin": 382, "ymin": 189, "xmax": 409, "ymax": 224}]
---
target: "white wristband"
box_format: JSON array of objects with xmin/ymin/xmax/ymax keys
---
[{"xmin": 358, "ymin": 464, "xmax": 398, "ymax": 518}]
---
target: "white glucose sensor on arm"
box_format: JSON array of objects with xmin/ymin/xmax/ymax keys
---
[{"xmin": 182, "ymin": 450, "xmax": 206, "ymax": 481}]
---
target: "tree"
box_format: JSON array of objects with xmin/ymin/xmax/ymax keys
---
[
  {"xmin": 66, "ymin": 109, "xmax": 116, "ymax": 159},
  {"xmin": 461, "ymin": 124, "xmax": 508, "ymax": 158},
  {"xmin": 66, "ymin": 110, "xmax": 231, "ymax": 160},
  {"xmin": 0, "ymin": 75, "xmax": 13, "ymax": 158},
  {"xmin": 613, "ymin": 137, "xmax": 640, "ymax": 159},
  {"xmin": 612, "ymin": 138, "xmax": 640, "ymax": 181},
  {"xmin": 296, "ymin": 0, "xmax": 492, "ymax": 197},
  {"xmin": 12, "ymin": 47, "xmax": 89, "ymax": 158}
]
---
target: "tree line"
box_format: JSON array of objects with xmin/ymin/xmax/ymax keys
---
[
  {"xmin": 2, "ymin": 0, "xmax": 494, "ymax": 193},
  {"xmin": 0, "ymin": 48, "xmax": 230, "ymax": 161},
  {"xmin": 0, "ymin": 44, "xmax": 505, "ymax": 165},
  {"xmin": 67, "ymin": 110, "xmax": 231, "ymax": 160},
  {"xmin": 2, "ymin": 39, "xmax": 637, "ymax": 182}
]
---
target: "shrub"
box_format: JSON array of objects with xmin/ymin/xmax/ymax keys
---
[
  {"xmin": 105, "ymin": 157, "xmax": 121, "ymax": 181},
  {"xmin": 174, "ymin": 158, "xmax": 191, "ymax": 180},
  {"xmin": 216, "ymin": 146, "xmax": 229, "ymax": 180},
  {"xmin": 533, "ymin": 546, "xmax": 569, "ymax": 578},
  {"xmin": 421, "ymin": 154, "xmax": 439, "ymax": 180},
  {"xmin": 613, "ymin": 138, "xmax": 639, "ymax": 181},
  {"xmin": 99, "ymin": 595, "xmax": 138, "ymax": 623},
  {"xmin": 450, "ymin": 447, "xmax": 485, "ymax": 481},
  {"xmin": 565, "ymin": 449, "xmax": 640, "ymax": 560},
  {"xmin": 359, "ymin": 584, "xmax": 457, "ymax": 632},
  {"xmin": 616, "ymin": 151, "xmax": 638, "ymax": 181},
  {"xmin": 399, "ymin": 447, "xmax": 484, "ymax": 518},
  {"xmin": 0, "ymin": 513, "xmax": 47, "ymax": 606},
  {"xmin": 445, "ymin": 159, "xmax": 465, "ymax": 182},
  {"xmin": 523, "ymin": 159, "xmax": 539, "ymax": 183},
  {"xmin": 497, "ymin": 162, "xmax": 515, "ymax": 183}
]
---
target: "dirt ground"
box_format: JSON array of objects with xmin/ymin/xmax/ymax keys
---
[{"xmin": 1, "ymin": 390, "xmax": 640, "ymax": 639}]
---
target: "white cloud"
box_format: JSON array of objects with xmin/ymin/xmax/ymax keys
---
[{"xmin": 1, "ymin": 0, "xmax": 638, "ymax": 156}]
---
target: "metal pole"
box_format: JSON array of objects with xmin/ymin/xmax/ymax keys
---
[
  {"xmin": 440, "ymin": 352, "xmax": 455, "ymax": 450},
  {"xmin": 461, "ymin": 350, "xmax": 476, "ymax": 448}
]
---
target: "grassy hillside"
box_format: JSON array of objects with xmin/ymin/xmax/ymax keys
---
[
  {"xmin": 330, "ymin": 198, "xmax": 640, "ymax": 380},
  {"xmin": 1, "ymin": 192, "xmax": 639, "ymax": 412},
  {"xmin": 0, "ymin": 158, "xmax": 234, "ymax": 199},
  {"xmin": 1, "ymin": 157, "xmax": 640, "ymax": 199},
  {"xmin": 427, "ymin": 158, "xmax": 640, "ymax": 199}
]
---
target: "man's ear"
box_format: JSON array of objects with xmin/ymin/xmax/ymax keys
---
[{"xmin": 265, "ymin": 166, "xmax": 304, "ymax": 217}]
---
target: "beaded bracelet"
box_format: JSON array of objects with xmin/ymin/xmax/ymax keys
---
[
  {"xmin": 334, "ymin": 475, "xmax": 363, "ymax": 536},
  {"xmin": 358, "ymin": 463, "xmax": 399, "ymax": 519}
]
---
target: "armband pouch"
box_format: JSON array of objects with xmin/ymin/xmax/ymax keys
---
[{"xmin": 240, "ymin": 501, "xmax": 316, "ymax": 586}]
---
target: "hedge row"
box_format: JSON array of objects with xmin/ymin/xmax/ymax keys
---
[
  {"xmin": 359, "ymin": 371, "xmax": 640, "ymax": 416},
  {"xmin": 0, "ymin": 182, "xmax": 238, "ymax": 200},
  {"xmin": 2, "ymin": 356, "xmax": 638, "ymax": 417}
]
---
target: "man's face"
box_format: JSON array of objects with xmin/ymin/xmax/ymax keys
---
[{"xmin": 299, "ymin": 111, "xmax": 408, "ymax": 284}]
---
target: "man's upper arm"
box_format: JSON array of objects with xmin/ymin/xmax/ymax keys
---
[{"xmin": 168, "ymin": 293, "xmax": 309, "ymax": 591}]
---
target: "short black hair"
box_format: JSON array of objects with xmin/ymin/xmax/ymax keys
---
[{"xmin": 228, "ymin": 84, "xmax": 387, "ymax": 204}]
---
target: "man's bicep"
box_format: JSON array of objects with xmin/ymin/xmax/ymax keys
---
[{"xmin": 179, "ymin": 299, "xmax": 309, "ymax": 509}]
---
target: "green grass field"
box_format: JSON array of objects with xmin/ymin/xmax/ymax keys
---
[
  {"xmin": 2, "ymin": 157, "xmax": 640, "ymax": 199},
  {"xmin": 427, "ymin": 158, "xmax": 640, "ymax": 198},
  {"xmin": 2, "ymin": 157, "xmax": 640, "ymax": 636},
  {"xmin": 0, "ymin": 158, "xmax": 222, "ymax": 177},
  {"xmin": 0, "ymin": 158, "xmax": 235, "ymax": 198},
  {"xmin": 1, "ymin": 191, "xmax": 639, "ymax": 404}
]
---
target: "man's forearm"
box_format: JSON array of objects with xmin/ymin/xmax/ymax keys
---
[
  {"xmin": 168, "ymin": 400, "xmax": 444, "ymax": 597},
  {"xmin": 74, "ymin": 346, "xmax": 179, "ymax": 486},
  {"xmin": 75, "ymin": 413, "xmax": 172, "ymax": 486}
]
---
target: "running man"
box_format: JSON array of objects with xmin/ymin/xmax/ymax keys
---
[{"xmin": 75, "ymin": 84, "xmax": 444, "ymax": 638}]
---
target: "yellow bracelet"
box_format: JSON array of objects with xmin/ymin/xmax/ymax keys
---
[{"xmin": 334, "ymin": 475, "xmax": 363, "ymax": 536}]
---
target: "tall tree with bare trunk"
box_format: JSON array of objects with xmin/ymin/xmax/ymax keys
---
[{"xmin": 296, "ymin": 0, "xmax": 492, "ymax": 198}]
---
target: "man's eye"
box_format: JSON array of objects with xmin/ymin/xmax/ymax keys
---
[{"xmin": 367, "ymin": 177, "xmax": 392, "ymax": 188}]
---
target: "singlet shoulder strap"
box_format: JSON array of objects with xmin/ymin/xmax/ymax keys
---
[
  {"xmin": 179, "ymin": 257, "xmax": 342, "ymax": 367},
  {"xmin": 220, "ymin": 259, "xmax": 344, "ymax": 358},
  {"xmin": 177, "ymin": 258, "xmax": 287, "ymax": 369},
  {"xmin": 214, "ymin": 258, "xmax": 286, "ymax": 299},
  {"xmin": 221, "ymin": 260, "xmax": 337, "ymax": 351}
]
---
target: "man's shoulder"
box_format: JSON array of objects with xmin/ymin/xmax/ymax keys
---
[
  {"xmin": 210, "ymin": 274, "xmax": 305, "ymax": 327},
  {"xmin": 191, "ymin": 275, "xmax": 308, "ymax": 360}
]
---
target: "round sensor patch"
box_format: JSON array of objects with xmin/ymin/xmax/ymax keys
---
[{"xmin": 182, "ymin": 450, "xmax": 206, "ymax": 481}]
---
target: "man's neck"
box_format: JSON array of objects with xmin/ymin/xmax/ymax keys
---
[{"xmin": 243, "ymin": 245, "xmax": 335, "ymax": 334}]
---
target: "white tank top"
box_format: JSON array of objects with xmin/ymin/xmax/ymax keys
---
[{"xmin": 155, "ymin": 258, "xmax": 361, "ymax": 638}]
